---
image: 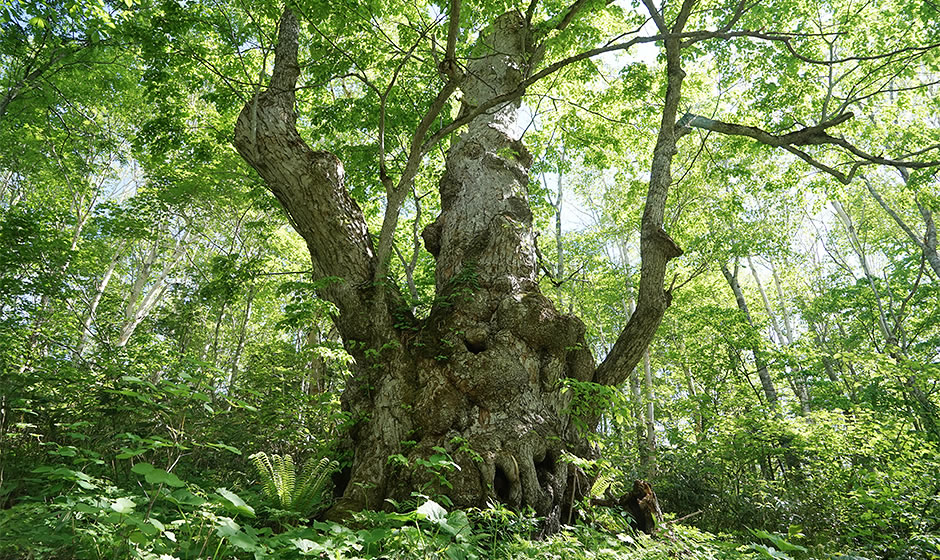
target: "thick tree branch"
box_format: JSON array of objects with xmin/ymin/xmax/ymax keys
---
[
  {"xmin": 671, "ymin": 0, "xmax": 698, "ymax": 34},
  {"xmin": 373, "ymin": 2, "xmax": 464, "ymax": 283},
  {"xmin": 234, "ymin": 9, "xmax": 381, "ymax": 337},
  {"xmin": 641, "ymin": 0, "xmax": 668, "ymax": 34},
  {"xmin": 679, "ymin": 112, "xmax": 940, "ymax": 184},
  {"xmin": 594, "ymin": 2, "xmax": 690, "ymax": 387}
]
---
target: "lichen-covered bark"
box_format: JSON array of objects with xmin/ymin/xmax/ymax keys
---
[{"xmin": 391, "ymin": 11, "xmax": 595, "ymax": 526}]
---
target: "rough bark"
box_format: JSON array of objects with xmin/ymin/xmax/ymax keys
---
[
  {"xmin": 592, "ymin": 0, "xmax": 689, "ymax": 387},
  {"xmin": 406, "ymin": 11, "xmax": 596, "ymax": 527},
  {"xmin": 593, "ymin": 479, "xmax": 663, "ymax": 534}
]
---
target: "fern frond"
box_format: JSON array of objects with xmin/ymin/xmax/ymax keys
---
[
  {"xmin": 272, "ymin": 453, "xmax": 296, "ymax": 508},
  {"xmin": 293, "ymin": 457, "xmax": 338, "ymax": 515},
  {"xmin": 250, "ymin": 452, "xmax": 280, "ymax": 503},
  {"xmin": 250, "ymin": 450, "xmax": 336, "ymax": 515},
  {"xmin": 590, "ymin": 469, "xmax": 618, "ymax": 499}
]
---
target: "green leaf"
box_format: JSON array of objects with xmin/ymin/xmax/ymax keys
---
[
  {"xmin": 167, "ymin": 488, "xmax": 206, "ymax": 506},
  {"xmin": 416, "ymin": 499, "xmax": 447, "ymax": 522},
  {"xmin": 148, "ymin": 469, "xmax": 185, "ymax": 487},
  {"xmin": 291, "ymin": 538, "xmax": 326, "ymax": 554},
  {"xmin": 215, "ymin": 517, "xmax": 258, "ymax": 551},
  {"xmin": 216, "ymin": 487, "xmax": 255, "ymax": 517},
  {"xmin": 206, "ymin": 442, "xmax": 241, "ymax": 455},
  {"xmin": 749, "ymin": 528, "xmax": 807, "ymax": 553},
  {"xmin": 131, "ymin": 462, "xmax": 185, "ymax": 487},
  {"xmin": 116, "ymin": 448, "xmax": 148, "ymax": 459},
  {"xmin": 131, "ymin": 462, "xmax": 155, "ymax": 475},
  {"xmin": 110, "ymin": 497, "xmax": 135, "ymax": 514}
]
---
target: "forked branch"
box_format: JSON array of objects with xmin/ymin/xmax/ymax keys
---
[{"xmin": 678, "ymin": 112, "xmax": 940, "ymax": 184}]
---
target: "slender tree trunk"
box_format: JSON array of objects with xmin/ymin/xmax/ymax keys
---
[
  {"xmin": 621, "ymin": 246, "xmax": 653, "ymax": 470},
  {"xmin": 748, "ymin": 257, "xmax": 810, "ymax": 416},
  {"xmin": 641, "ymin": 350, "xmax": 656, "ymax": 474},
  {"xmin": 393, "ymin": 193, "xmax": 424, "ymax": 313},
  {"xmin": 552, "ymin": 150, "xmax": 566, "ymax": 309},
  {"xmin": 226, "ymin": 285, "xmax": 256, "ymax": 392},
  {"xmin": 831, "ymin": 199, "xmax": 897, "ymax": 348},
  {"xmin": 210, "ymin": 304, "xmax": 226, "ymax": 367},
  {"xmin": 117, "ymin": 233, "xmax": 188, "ymax": 347},
  {"xmin": 864, "ymin": 175, "xmax": 940, "ymax": 277},
  {"xmin": 684, "ymin": 362, "xmax": 702, "ymax": 438},
  {"xmin": 746, "ymin": 256, "xmax": 784, "ymax": 342},
  {"xmin": 76, "ymin": 244, "xmax": 124, "ymax": 357},
  {"xmin": 832, "ymin": 199, "xmax": 939, "ymax": 439},
  {"xmin": 770, "ymin": 261, "xmax": 811, "ymax": 416},
  {"xmin": 721, "ymin": 263, "xmax": 779, "ymax": 409}
]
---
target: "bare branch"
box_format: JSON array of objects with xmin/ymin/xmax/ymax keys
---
[
  {"xmin": 378, "ymin": 22, "xmax": 436, "ymax": 192},
  {"xmin": 641, "ymin": 0, "xmax": 669, "ymax": 34},
  {"xmin": 684, "ymin": 29, "xmax": 940, "ymax": 65},
  {"xmin": 525, "ymin": 0, "xmax": 540, "ymax": 26},
  {"xmin": 672, "ymin": 0, "xmax": 698, "ymax": 34}
]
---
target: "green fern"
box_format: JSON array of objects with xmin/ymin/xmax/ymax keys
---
[
  {"xmin": 293, "ymin": 457, "xmax": 336, "ymax": 514},
  {"xmin": 250, "ymin": 452, "xmax": 337, "ymax": 515},
  {"xmin": 590, "ymin": 469, "xmax": 620, "ymax": 500}
]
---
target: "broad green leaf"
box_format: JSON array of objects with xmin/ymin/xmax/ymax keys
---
[
  {"xmin": 206, "ymin": 442, "xmax": 241, "ymax": 455},
  {"xmin": 216, "ymin": 488, "xmax": 255, "ymax": 517},
  {"xmin": 131, "ymin": 462, "xmax": 155, "ymax": 475},
  {"xmin": 416, "ymin": 499, "xmax": 447, "ymax": 522},
  {"xmin": 216, "ymin": 517, "xmax": 258, "ymax": 551},
  {"xmin": 131, "ymin": 462, "xmax": 185, "ymax": 487},
  {"xmin": 110, "ymin": 497, "xmax": 135, "ymax": 514}
]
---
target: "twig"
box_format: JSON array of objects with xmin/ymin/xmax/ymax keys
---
[{"xmin": 662, "ymin": 509, "xmax": 703, "ymax": 526}]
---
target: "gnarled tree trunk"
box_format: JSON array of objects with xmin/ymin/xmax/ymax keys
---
[{"xmin": 234, "ymin": 6, "xmax": 684, "ymax": 530}]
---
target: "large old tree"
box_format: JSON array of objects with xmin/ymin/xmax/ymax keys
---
[{"xmin": 233, "ymin": 0, "xmax": 939, "ymax": 526}]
